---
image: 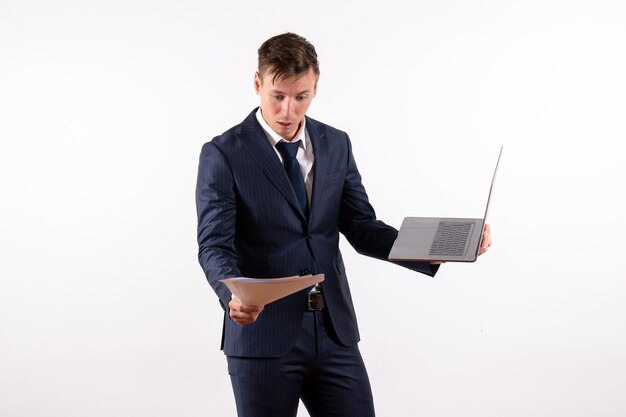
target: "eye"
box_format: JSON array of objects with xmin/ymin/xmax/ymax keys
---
[
  {"xmin": 296, "ymin": 95, "xmax": 307, "ymax": 101},
  {"xmin": 273, "ymin": 95, "xmax": 285, "ymax": 101}
]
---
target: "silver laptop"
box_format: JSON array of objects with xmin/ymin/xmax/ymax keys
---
[{"xmin": 388, "ymin": 146, "xmax": 502, "ymax": 263}]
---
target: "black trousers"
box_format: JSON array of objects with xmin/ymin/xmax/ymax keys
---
[{"xmin": 226, "ymin": 310, "xmax": 375, "ymax": 417}]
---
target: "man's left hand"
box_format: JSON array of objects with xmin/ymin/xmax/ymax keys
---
[{"xmin": 478, "ymin": 223, "xmax": 492, "ymax": 256}]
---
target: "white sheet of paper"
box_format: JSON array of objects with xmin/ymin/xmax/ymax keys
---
[{"xmin": 220, "ymin": 274, "xmax": 325, "ymax": 306}]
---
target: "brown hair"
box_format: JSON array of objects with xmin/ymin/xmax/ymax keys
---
[{"xmin": 257, "ymin": 32, "xmax": 320, "ymax": 84}]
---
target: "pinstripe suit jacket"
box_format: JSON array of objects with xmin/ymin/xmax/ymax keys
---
[{"xmin": 196, "ymin": 109, "xmax": 437, "ymax": 357}]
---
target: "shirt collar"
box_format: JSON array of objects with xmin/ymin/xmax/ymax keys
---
[{"xmin": 255, "ymin": 107, "xmax": 307, "ymax": 149}]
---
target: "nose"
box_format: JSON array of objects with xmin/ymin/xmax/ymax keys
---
[{"xmin": 280, "ymin": 99, "xmax": 291, "ymax": 116}]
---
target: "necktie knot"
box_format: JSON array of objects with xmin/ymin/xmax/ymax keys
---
[{"xmin": 275, "ymin": 140, "xmax": 301, "ymax": 159}]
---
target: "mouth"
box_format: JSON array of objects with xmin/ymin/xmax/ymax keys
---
[{"xmin": 277, "ymin": 121, "xmax": 294, "ymax": 130}]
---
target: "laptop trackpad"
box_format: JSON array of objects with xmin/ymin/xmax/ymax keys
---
[
  {"xmin": 389, "ymin": 218, "xmax": 440, "ymax": 261},
  {"xmin": 397, "ymin": 225, "xmax": 438, "ymax": 249}
]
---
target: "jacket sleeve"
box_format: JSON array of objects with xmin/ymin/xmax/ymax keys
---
[
  {"xmin": 196, "ymin": 141, "xmax": 240, "ymax": 310},
  {"xmin": 338, "ymin": 133, "xmax": 438, "ymax": 277}
]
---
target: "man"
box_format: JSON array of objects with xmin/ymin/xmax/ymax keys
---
[{"xmin": 196, "ymin": 32, "xmax": 491, "ymax": 417}]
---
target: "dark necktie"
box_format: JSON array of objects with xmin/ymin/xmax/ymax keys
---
[{"xmin": 275, "ymin": 140, "xmax": 308, "ymax": 216}]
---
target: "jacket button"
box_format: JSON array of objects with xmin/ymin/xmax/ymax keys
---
[{"xmin": 299, "ymin": 269, "xmax": 310, "ymax": 276}]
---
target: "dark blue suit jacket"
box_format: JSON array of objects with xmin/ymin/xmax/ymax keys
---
[{"xmin": 196, "ymin": 109, "xmax": 437, "ymax": 357}]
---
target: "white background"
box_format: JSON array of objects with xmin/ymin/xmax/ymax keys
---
[{"xmin": 1, "ymin": 1, "xmax": 625, "ymax": 416}]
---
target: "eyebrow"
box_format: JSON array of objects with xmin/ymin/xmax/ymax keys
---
[{"xmin": 271, "ymin": 89, "xmax": 311, "ymax": 95}]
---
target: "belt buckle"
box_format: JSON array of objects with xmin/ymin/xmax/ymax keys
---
[{"xmin": 307, "ymin": 289, "xmax": 324, "ymax": 311}]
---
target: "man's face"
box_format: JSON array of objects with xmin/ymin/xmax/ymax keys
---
[{"xmin": 254, "ymin": 68, "xmax": 317, "ymax": 141}]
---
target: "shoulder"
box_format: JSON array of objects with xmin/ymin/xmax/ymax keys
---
[
  {"xmin": 305, "ymin": 115, "xmax": 351, "ymax": 146},
  {"xmin": 202, "ymin": 108, "xmax": 260, "ymax": 153}
]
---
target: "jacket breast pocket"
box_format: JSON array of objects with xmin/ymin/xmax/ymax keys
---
[{"xmin": 324, "ymin": 171, "xmax": 345, "ymax": 185}]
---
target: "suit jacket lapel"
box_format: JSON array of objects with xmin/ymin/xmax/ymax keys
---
[
  {"xmin": 307, "ymin": 117, "xmax": 327, "ymax": 224},
  {"xmin": 237, "ymin": 110, "xmax": 306, "ymax": 219}
]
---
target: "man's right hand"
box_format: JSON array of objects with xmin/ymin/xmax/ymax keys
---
[{"xmin": 229, "ymin": 297, "xmax": 264, "ymax": 325}]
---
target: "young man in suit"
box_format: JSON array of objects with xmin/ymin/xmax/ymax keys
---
[{"xmin": 196, "ymin": 32, "xmax": 492, "ymax": 417}]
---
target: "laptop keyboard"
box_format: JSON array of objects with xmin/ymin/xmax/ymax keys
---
[{"xmin": 429, "ymin": 221, "xmax": 473, "ymax": 256}]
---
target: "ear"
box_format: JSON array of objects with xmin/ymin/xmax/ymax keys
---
[{"xmin": 254, "ymin": 72, "xmax": 262, "ymax": 95}]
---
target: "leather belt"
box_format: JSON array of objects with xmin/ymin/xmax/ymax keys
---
[{"xmin": 306, "ymin": 284, "xmax": 325, "ymax": 311}]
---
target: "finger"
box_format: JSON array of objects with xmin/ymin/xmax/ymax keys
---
[
  {"xmin": 479, "ymin": 237, "xmax": 491, "ymax": 255},
  {"xmin": 482, "ymin": 224, "xmax": 492, "ymax": 246},
  {"xmin": 230, "ymin": 311, "xmax": 250, "ymax": 323},
  {"xmin": 228, "ymin": 297, "xmax": 242, "ymax": 310},
  {"xmin": 229, "ymin": 298, "xmax": 262, "ymax": 314},
  {"xmin": 230, "ymin": 311, "xmax": 258, "ymax": 325},
  {"xmin": 240, "ymin": 304, "xmax": 261, "ymax": 312},
  {"xmin": 230, "ymin": 305, "xmax": 262, "ymax": 322}
]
